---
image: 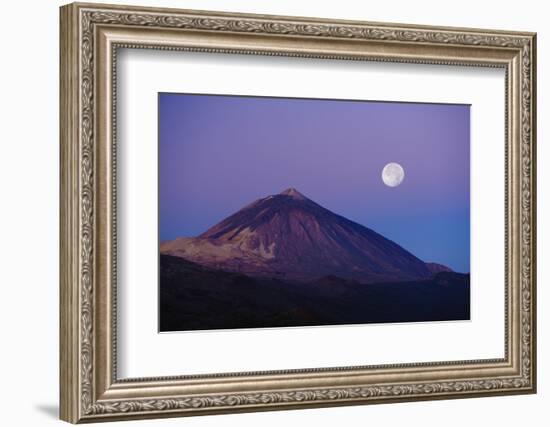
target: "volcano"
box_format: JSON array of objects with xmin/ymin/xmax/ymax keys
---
[{"xmin": 161, "ymin": 188, "xmax": 438, "ymax": 283}]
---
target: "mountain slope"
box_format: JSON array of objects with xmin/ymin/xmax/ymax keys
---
[
  {"xmin": 161, "ymin": 188, "xmax": 433, "ymax": 283},
  {"xmin": 426, "ymin": 262, "xmax": 454, "ymax": 274}
]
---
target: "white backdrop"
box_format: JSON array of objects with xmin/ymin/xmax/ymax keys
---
[
  {"xmin": 117, "ymin": 50, "xmax": 504, "ymax": 378},
  {"xmin": 0, "ymin": 1, "xmax": 546, "ymax": 426}
]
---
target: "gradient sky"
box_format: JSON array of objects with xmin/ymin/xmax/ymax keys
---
[{"xmin": 159, "ymin": 93, "xmax": 470, "ymax": 273}]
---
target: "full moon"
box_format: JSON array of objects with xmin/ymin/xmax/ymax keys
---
[{"xmin": 382, "ymin": 162, "xmax": 405, "ymax": 187}]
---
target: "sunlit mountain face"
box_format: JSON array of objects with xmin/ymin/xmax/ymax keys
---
[{"xmin": 161, "ymin": 188, "xmax": 441, "ymax": 284}]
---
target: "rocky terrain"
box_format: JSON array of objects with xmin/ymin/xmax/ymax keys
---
[{"xmin": 161, "ymin": 188, "xmax": 441, "ymax": 283}]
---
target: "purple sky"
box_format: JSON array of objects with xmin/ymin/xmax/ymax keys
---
[{"xmin": 159, "ymin": 93, "xmax": 470, "ymax": 272}]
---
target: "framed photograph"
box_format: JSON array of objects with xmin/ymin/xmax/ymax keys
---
[{"xmin": 60, "ymin": 2, "xmax": 537, "ymax": 423}]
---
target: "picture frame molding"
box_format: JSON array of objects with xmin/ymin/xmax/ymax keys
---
[{"xmin": 60, "ymin": 2, "xmax": 536, "ymax": 423}]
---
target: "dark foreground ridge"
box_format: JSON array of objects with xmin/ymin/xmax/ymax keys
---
[{"xmin": 160, "ymin": 255, "xmax": 470, "ymax": 332}]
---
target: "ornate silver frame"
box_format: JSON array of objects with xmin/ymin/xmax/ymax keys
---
[{"xmin": 60, "ymin": 2, "xmax": 537, "ymax": 423}]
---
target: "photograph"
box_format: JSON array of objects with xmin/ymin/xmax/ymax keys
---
[{"xmin": 158, "ymin": 93, "xmax": 471, "ymax": 332}]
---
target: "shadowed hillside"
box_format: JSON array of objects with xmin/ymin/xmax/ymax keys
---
[{"xmin": 160, "ymin": 255, "xmax": 470, "ymax": 332}]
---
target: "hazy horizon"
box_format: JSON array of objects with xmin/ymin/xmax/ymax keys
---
[{"xmin": 159, "ymin": 93, "xmax": 470, "ymax": 272}]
